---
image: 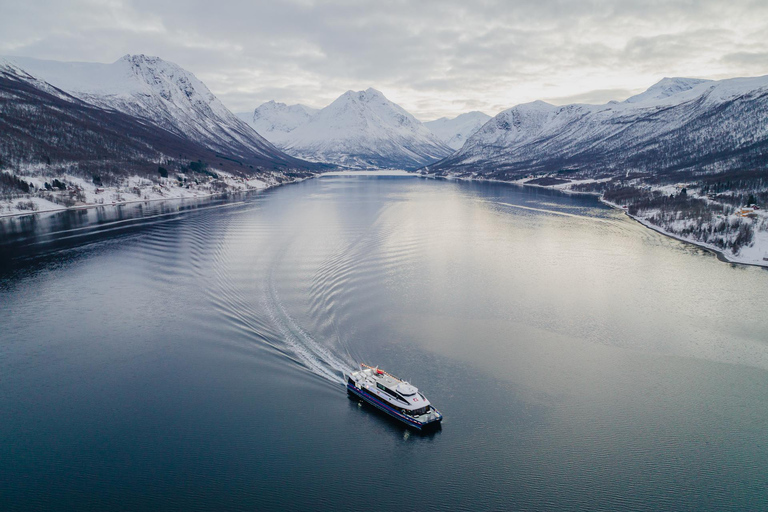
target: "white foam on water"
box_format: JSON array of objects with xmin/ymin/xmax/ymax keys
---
[{"xmin": 263, "ymin": 275, "xmax": 354, "ymax": 384}]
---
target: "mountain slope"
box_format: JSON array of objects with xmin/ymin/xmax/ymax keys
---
[
  {"xmin": 424, "ymin": 111, "xmax": 491, "ymax": 150},
  {"xmin": 0, "ymin": 62, "xmax": 312, "ymax": 180},
  {"xmin": 265, "ymin": 88, "xmax": 453, "ymax": 170},
  {"xmin": 624, "ymin": 77, "xmax": 712, "ymax": 104},
  {"xmin": 428, "ymin": 75, "xmax": 768, "ymax": 179},
  {"xmin": 237, "ymin": 101, "xmax": 318, "ymax": 146},
  {"xmin": 5, "ymin": 54, "xmax": 308, "ymax": 168}
]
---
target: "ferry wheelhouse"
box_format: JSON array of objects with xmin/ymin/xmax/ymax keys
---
[{"xmin": 347, "ymin": 364, "xmax": 442, "ymax": 430}]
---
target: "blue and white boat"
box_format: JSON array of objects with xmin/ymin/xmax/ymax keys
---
[{"xmin": 347, "ymin": 364, "xmax": 443, "ymax": 430}]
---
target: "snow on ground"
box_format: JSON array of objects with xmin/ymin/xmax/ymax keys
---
[
  {"xmin": 433, "ymin": 171, "xmax": 768, "ymax": 269},
  {"xmin": 1, "ymin": 170, "xmax": 272, "ymax": 218},
  {"xmin": 738, "ymin": 226, "xmax": 768, "ymax": 264},
  {"xmin": 601, "ymin": 197, "xmax": 768, "ymax": 268}
]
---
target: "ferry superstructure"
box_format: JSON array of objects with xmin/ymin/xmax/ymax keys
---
[{"xmin": 347, "ymin": 364, "xmax": 442, "ymax": 430}]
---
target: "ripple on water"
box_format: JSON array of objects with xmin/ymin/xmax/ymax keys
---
[{"xmin": 2, "ymin": 177, "xmax": 768, "ymax": 511}]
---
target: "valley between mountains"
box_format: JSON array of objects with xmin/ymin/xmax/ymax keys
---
[{"xmin": 1, "ymin": 54, "xmax": 767, "ymax": 266}]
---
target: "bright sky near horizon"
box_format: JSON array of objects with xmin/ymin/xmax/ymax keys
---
[{"xmin": 2, "ymin": 0, "xmax": 767, "ymax": 120}]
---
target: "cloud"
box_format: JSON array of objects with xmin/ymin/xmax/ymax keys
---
[
  {"xmin": 2, "ymin": 0, "xmax": 767, "ymax": 119},
  {"xmin": 721, "ymin": 51, "xmax": 768, "ymax": 69}
]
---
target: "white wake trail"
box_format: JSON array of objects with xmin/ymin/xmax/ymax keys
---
[{"xmin": 263, "ymin": 276, "xmax": 354, "ymax": 384}]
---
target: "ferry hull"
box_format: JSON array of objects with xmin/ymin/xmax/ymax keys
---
[{"xmin": 347, "ymin": 383, "xmax": 442, "ymax": 431}]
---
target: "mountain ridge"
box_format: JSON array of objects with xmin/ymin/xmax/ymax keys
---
[
  {"xmin": 238, "ymin": 100, "xmax": 319, "ymax": 146},
  {"xmin": 0, "ymin": 54, "xmax": 322, "ymax": 196},
  {"xmin": 241, "ymin": 87, "xmax": 454, "ymax": 170},
  {"xmin": 4, "ymin": 54, "xmax": 304, "ymax": 167},
  {"xmin": 427, "ymin": 74, "xmax": 768, "ymax": 179},
  {"xmin": 423, "ymin": 111, "xmax": 492, "ymax": 150}
]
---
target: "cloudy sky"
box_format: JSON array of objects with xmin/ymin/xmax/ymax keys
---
[{"xmin": 2, "ymin": 0, "xmax": 767, "ymax": 120}]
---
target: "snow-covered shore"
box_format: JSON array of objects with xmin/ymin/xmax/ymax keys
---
[
  {"xmin": 550, "ymin": 179, "xmax": 768, "ymax": 269},
  {"xmin": 419, "ymin": 171, "xmax": 768, "ymax": 269},
  {"xmin": 599, "ymin": 197, "xmax": 768, "ymax": 268},
  {"xmin": 0, "ymin": 170, "xmax": 296, "ymax": 219}
]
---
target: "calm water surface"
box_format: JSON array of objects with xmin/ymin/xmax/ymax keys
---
[{"xmin": 1, "ymin": 174, "xmax": 768, "ymax": 511}]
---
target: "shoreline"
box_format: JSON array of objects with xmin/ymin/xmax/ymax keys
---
[
  {"xmin": 418, "ymin": 171, "xmax": 768, "ymax": 270},
  {"xmin": 1, "ymin": 170, "xmax": 416, "ymax": 221},
  {"xmin": 0, "ymin": 189, "xmax": 231, "ymax": 219},
  {"xmin": 599, "ymin": 197, "xmax": 768, "ymax": 270},
  {"xmin": 0, "ymin": 176, "xmax": 305, "ymax": 220},
  {"xmin": 6, "ymin": 170, "xmax": 767, "ymax": 270},
  {"xmin": 2, "ymin": 170, "xmax": 414, "ymax": 220}
]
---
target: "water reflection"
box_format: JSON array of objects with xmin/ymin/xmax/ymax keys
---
[{"xmin": 1, "ymin": 175, "xmax": 768, "ymax": 511}]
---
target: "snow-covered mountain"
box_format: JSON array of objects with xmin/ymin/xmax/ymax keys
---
[
  {"xmin": 237, "ymin": 101, "xmax": 319, "ymax": 146},
  {"xmin": 5, "ymin": 54, "xmax": 300, "ymax": 166},
  {"xmin": 624, "ymin": 77, "xmax": 712, "ymax": 104},
  {"xmin": 0, "ymin": 54, "xmax": 321, "ymax": 189},
  {"xmin": 424, "ymin": 111, "xmax": 491, "ymax": 150},
  {"xmin": 0, "ymin": 61, "xmax": 205, "ymax": 173},
  {"xmin": 428, "ymin": 75, "xmax": 768, "ymax": 179},
  {"xmin": 249, "ymin": 88, "xmax": 454, "ymax": 170}
]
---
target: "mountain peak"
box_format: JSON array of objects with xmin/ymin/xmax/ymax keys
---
[
  {"xmin": 3, "ymin": 55, "xmax": 311, "ymax": 172},
  {"xmin": 625, "ymin": 77, "xmax": 712, "ymax": 104},
  {"xmin": 338, "ymin": 88, "xmax": 387, "ymax": 104},
  {"xmin": 245, "ymin": 101, "xmax": 318, "ymax": 144},
  {"xmin": 273, "ymin": 87, "xmax": 452, "ymax": 169},
  {"xmin": 431, "ymin": 72, "xmax": 768, "ymax": 179},
  {"xmin": 119, "ymin": 54, "xmax": 164, "ymax": 66},
  {"xmin": 424, "ymin": 111, "xmax": 492, "ymax": 150},
  {"xmin": 256, "ymin": 100, "xmax": 288, "ymax": 110},
  {"xmin": 253, "ymin": 100, "xmax": 317, "ymax": 116},
  {"xmin": 520, "ymin": 99, "xmax": 555, "ymax": 110}
]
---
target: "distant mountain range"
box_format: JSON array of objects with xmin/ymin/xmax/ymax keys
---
[
  {"xmin": 0, "ymin": 55, "xmax": 318, "ymax": 182},
  {"xmin": 3, "ymin": 52, "xmax": 767, "ymax": 185},
  {"xmin": 239, "ymin": 89, "xmax": 454, "ymax": 170},
  {"xmin": 423, "ymin": 111, "xmax": 491, "ymax": 150},
  {"xmin": 427, "ymin": 76, "xmax": 768, "ymax": 179},
  {"xmin": 237, "ymin": 101, "xmax": 319, "ymax": 147}
]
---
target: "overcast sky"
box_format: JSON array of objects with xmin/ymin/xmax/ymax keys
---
[{"xmin": 2, "ymin": 0, "xmax": 767, "ymax": 120}]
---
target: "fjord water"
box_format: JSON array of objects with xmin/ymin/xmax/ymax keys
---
[{"xmin": 2, "ymin": 174, "xmax": 768, "ymax": 511}]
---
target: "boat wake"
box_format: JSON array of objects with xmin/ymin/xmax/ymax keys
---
[
  {"xmin": 205, "ymin": 199, "xmax": 407, "ymax": 387},
  {"xmin": 263, "ymin": 274, "xmax": 354, "ymax": 384}
]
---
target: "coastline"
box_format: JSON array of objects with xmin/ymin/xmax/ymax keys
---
[
  {"xmin": 0, "ymin": 189, "xmax": 232, "ymax": 219},
  {"xmin": 418, "ymin": 171, "xmax": 768, "ymax": 270},
  {"xmin": 1, "ymin": 170, "xmax": 414, "ymax": 220},
  {"xmin": 7, "ymin": 169, "xmax": 766, "ymax": 269},
  {"xmin": 599, "ymin": 197, "xmax": 768, "ymax": 269},
  {"xmin": 0, "ymin": 174, "xmax": 307, "ymax": 220}
]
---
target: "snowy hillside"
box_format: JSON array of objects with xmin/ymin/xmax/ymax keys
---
[
  {"xmin": 251, "ymin": 88, "xmax": 454, "ymax": 170},
  {"xmin": 237, "ymin": 101, "xmax": 318, "ymax": 146},
  {"xmin": 424, "ymin": 111, "xmax": 491, "ymax": 150},
  {"xmin": 6, "ymin": 55, "xmax": 299, "ymax": 166},
  {"xmin": 624, "ymin": 77, "xmax": 712, "ymax": 104},
  {"xmin": 0, "ymin": 56, "xmax": 324, "ymax": 217},
  {"xmin": 429, "ymin": 75, "xmax": 768, "ymax": 179}
]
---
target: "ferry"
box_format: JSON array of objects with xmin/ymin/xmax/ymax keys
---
[{"xmin": 347, "ymin": 364, "xmax": 443, "ymax": 430}]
